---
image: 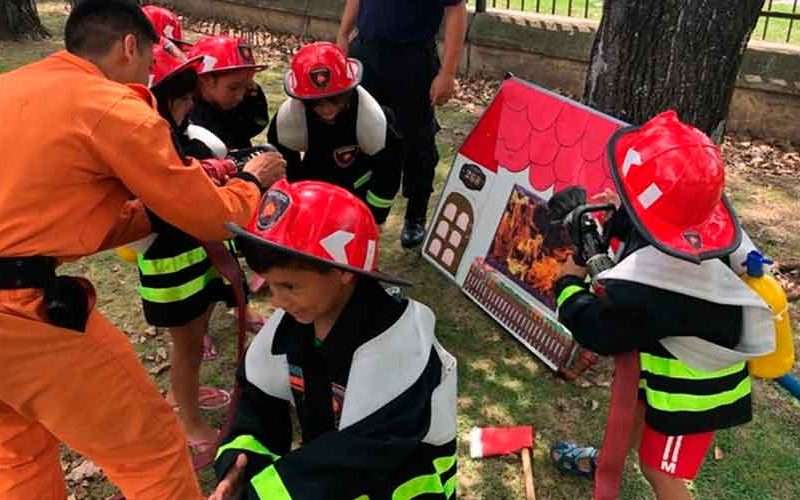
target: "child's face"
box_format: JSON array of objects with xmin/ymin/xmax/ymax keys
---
[
  {"xmin": 168, "ymin": 93, "xmax": 194, "ymax": 126},
  {"xmin": 308, "ymin": 94, "xmax": 349, "ymax": 123},
  {"xmin": 261, "ymin": 266, "xmax": 355, "ymax": 325},
  {"xmin": 199, "ymin": 70, "xmax": 255, "ymax": 110}
]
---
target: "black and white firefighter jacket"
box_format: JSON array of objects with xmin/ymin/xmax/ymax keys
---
[
  {"xmin": 214, "ymin": 279, "xmax": 458, "ymax": 499},
  {"xmin": 266, "ymin": 86, "xmax": 402, "ymax": 224}
]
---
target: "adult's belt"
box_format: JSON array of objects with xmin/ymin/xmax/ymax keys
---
[
  {"xmin": 0, "ymin": 256, "xmax": 90, "ymax": 332},
  {"xmin": 0, "ymin": 256, "xmax": 56, "ymax": 289}
]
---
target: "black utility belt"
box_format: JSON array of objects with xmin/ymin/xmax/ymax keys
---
[
  {"xmin": 0, "ymin": 256, "xmax": 56, "ymax": 289},
  {"xmin": 0, "ymin": 256, "xmax": 89, "ymax": 331}
]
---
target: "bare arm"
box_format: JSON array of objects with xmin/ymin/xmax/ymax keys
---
[
  {"xmin": 337, "ymin": 0, "xmax": 360, "ymax": 54},
  {"xmin": 430, "ymin": 2, "xmax": 468, "ymax": 105}
]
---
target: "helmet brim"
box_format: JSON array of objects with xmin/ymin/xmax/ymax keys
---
[
  {"xmin": 226, "ymin": 222, "xmax": 413, "ymax": 286},
  {"xmin": 283, "ymin": 58, "xmax": 363, "ymax": 100},
  {"xmin": 607, "ymin": 125, "xmax": 742, "ymax": 264},
  {"xmin": 151, "ymin": 55, "xmax": 205, "ymax": 90},
  {"xmin": 197, "ymin": 64, "xmax": 268, "ymax": 76}
]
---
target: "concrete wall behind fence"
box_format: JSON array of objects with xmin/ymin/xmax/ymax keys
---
[{"xmin": 163, "ymin": 0, "xmax": 800, "ymax": 142}]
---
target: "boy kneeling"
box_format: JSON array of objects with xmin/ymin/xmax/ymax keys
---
[{"xmin": 211, "ymin": 180, "xmax": 457, "ymax": 500}]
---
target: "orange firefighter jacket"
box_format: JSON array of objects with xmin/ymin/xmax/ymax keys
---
[{"xmin": 0, "ymin": 51, "xmax": 260, "ymax": 261}]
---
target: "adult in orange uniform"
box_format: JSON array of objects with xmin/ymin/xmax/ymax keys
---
[{"xmin": 0, "ymin": 1, "xmax": 285, "ymax": 499}]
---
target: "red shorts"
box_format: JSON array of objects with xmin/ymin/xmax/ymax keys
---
[{"xmin": 638, "ymin": 424, "xmax": 714, "ymax": 480}]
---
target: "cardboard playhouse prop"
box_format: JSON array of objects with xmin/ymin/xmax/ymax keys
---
[{"xmin": 423, "ymin": 76, "xmax": 627, "ymax": 379}]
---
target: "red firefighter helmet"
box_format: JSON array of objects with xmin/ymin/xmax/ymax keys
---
[
  {"xmin": 188, "ymin": 36, "xmax": 267, "ymax": 75},
  {"xmin": 227, "ymin": 180, "xmax": 410, "ymax": 285},
  {"xmin": 607, "ymin": 110, "xmax": 741, "ymax": 263},
  {"xmin": 149, "ymin": 39, "xmax": 203, "ymax": 89},
  {"xmin": 284, "ymin": 42, "xmax": 362, "ymax": 100},
  {"xmin": 142, "ymin": 6, "xmax": 191, "ymax": 49}
]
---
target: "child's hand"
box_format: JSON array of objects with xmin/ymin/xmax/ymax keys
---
[
  {"xmin": 590, "ymin": 188, "xmax": 621, "ymax": 209},
  {"xmin": 209, "ymin": 453, "xmax": 248, "ymax": 500},
  {"xmin": 243, "ymin": 152, "xmax": 287, "ymax": 189}
]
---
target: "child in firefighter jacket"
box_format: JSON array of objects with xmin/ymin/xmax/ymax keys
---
[
  {"xmin": 188, "ymin": 35, "xmax": 270, "ymax": 150},
  {"xmin": 212, "ymin": 180, "xmax": 457, "ymax": 500},
  {"xmin": 267, "ymin": 42, "xmax": 402, "ymax": 225},
  {"xmin": 550, "ymin": 111, "xmax": 774, "ymax": 498}
]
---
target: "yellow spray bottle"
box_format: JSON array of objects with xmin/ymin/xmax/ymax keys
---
[{"xmin": 743, "ymin": 251, "xmax": 795, "ymax": 379}]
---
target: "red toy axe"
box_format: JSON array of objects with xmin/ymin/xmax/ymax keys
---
[{"xmin": 470, "ymin": 426, "xmax": 537, "ymax": 500}]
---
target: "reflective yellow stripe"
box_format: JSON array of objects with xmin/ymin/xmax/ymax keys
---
[
  {"xmin": 353, "ymin": 171, "xmax": 373, "ymax": 189},
  {"xmin": 366, "ymin": 190, "xmax": 393, "ymax": 209},
  {"xmin": 640, "ymin": 353, "xmax": 746, "ymax": 380},
  {"xmin": 556, "ymin": 284, "xmax": 585, "ymax": 308},
  {"xmin": 251, "ymin": 465, "xmax": 291, "ymax": 500},
  {"xmin": 443, "ymin": 475, "xmax": 456, "ymax": 498},
  {"xmin": 641, "ymin": 376, "xmax": 751, "ymax": 413},
  {"xmin": 137, "ymin": 246, "xmax": 209, "ymax": 275},
  {"xmin": 392, "ymin": 474, "xmax": 443, "ymax": 500},
  {"xmin": 138, "ymin": 267, "xmax": 219, "ymax": 303},
  {"xmin": 433, "ymin": 455, "xmax": 456, "ymax": 475},
  {"xmin": 435, "ymin": 455, "xmax": 457, "ymax": 498},
  {"xmin": 391, "ymin": 454, "xmax": 456, "ymax": 500},
  {"xmin": 215, "ymin": 435, "xmax": 280, "ymax": 461}
]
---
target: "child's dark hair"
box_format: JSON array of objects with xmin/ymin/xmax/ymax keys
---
[
  {"xmin": 238, "ymin": 236, "xmax": 334, "ymax": 275},
  {"xmin": 65, "ymin": 0, "xmax": 158, "ymax": 57},
  {"xmin": 151, "ymin": 70, "xmax": 199, "ymax": 124}
]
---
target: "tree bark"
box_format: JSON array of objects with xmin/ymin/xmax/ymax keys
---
[
  {"xmin": 0, "ymin": 0, "xmax": 51, "ymax": 40},
  {"xmin": 584, "ymin": 0, "xmax": 764, "ymax": 140}
]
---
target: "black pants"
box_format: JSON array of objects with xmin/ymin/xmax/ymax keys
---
[{"xmin": 350, "ymin": 37, "xmax": 441, "ymax": 220}]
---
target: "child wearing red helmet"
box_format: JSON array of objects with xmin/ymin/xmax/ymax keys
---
[
  {"xmin": 188, "ymin": 35, "xmax": 270, "ymax": 150},
  {"xmin": 266, "ymin": 42, "xmax": 402, "ymax": 225},
  {"xmin": 135, "ymin": 41, "xmax": 286, "ymax": 468},
  {"xmin": 209, "ymin": 180, "xmax": 457, "ymax": 500},
  {"xmin": 142, "ymin": 5, "xmax": 192, "ymax": 50},
  {"xmin": 548, "ymin": 112, "xmax": 774, "ymax": 499}
]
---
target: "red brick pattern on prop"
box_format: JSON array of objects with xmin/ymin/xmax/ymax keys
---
[{"xmin": 459, "ymin": 78, "xmax": 622, "ymax": 197}]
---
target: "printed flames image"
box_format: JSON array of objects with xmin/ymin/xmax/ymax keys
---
[{"xmin": 486, "ymin": 184, "xmax": 573, "ymax": 310}]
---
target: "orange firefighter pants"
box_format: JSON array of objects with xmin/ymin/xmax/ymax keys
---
[{"xmin": 0, "ymin": 288, "xmax": 202, "ymax": 500}]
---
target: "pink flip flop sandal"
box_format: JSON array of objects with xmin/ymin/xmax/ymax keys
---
[{"xmin": 198, "ymin": 386, "xmax": 231, "ymax": 411}]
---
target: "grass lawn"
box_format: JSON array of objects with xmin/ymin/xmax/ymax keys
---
[{"xmin": 3, "ymin": 2, "xmax": 800, "ymax": 498}]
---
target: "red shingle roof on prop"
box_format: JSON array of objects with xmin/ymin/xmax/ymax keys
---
[{"xmin": 458, "ymin": 78, "xmax": 625, "ymax": 197}]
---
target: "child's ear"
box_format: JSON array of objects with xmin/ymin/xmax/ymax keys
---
[{"xmin": 339, "ymin": 271, "xmax": 356, "ymax": 285}]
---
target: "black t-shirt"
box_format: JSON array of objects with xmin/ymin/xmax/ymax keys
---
[{"xmin": 356, "ymin": 0, "xmax": 464, "ymax": 44}]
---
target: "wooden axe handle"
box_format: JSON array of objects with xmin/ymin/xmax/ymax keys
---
[{"xmin": 521, "ymin": 447, "xmax": 536, "ymax": 500}]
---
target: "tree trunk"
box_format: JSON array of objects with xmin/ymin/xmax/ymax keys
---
[
  {"xmin": 584, "ymin": 0, "xmax": 764, "ymax": 140},
  {"xmin": 0, "ymin": 0, "xmax": 51, "ymax": 40}
]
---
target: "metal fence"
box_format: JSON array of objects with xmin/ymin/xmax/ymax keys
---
[{"xmin": 469, "ymin": 0, "xmax": 800, "ymax": 45}]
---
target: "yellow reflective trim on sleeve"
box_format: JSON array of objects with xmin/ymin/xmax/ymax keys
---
[
  {"xmin": 215, "ymin": 434, "xmax": 280, "ymax": 461},
  {"xmin": 391, "ymin": 474, "xmax": 443, "ymax": 500},
  {"xmin": 251, "ymin": 465, "xmax": 292, "ymax": 500},
  {"xmin": 443, "ymin": 475, "xmax": 457, "ymax": 498},
  {"xmin": 556, "ymin": 284, "xmax": 586, "ymax": 309},
  {"xmin": 366, "ymin": 190, "xmax": 394, "ymax": 209},
  {"xmin": 353, "ymin": 171, "xmax": 373, "ymax": 190},
  {"xmin": 391, "ymin": 453, "xmax": 456, "ymax": 500}
]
